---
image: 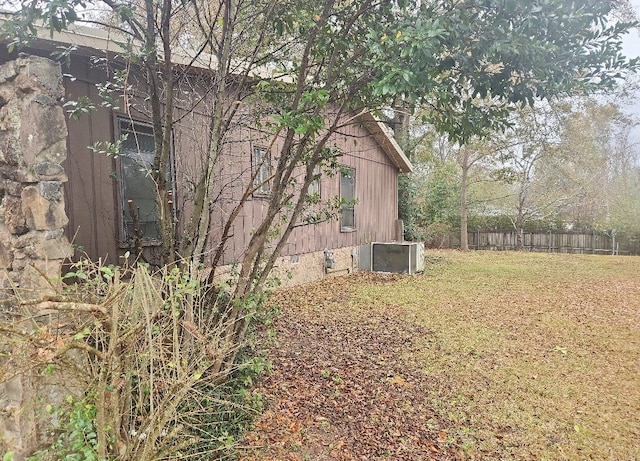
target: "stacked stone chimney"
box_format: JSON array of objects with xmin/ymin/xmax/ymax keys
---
[
  {"xmin": 0, "ymin": 55, "xmax": 73, "ymax": 302},
  {"xmin": 0, "ymin": 55, "xmax": 76, "ymax": 460}
]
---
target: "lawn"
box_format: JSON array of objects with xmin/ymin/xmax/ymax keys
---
[{"xmin": 239, "ymin": 251, "xmax": 640, "ymax": 460}]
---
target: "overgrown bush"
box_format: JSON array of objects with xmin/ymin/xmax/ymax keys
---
[
  {"xmin": 398, "ymin": 173, "xmax": 427, "ymax": 242},
  {"xmin": 1, "ymin": 259, "xmax": 273, "ymax": 460},
  {"xmin": 425, "ymin": 222, "xmax": 456, "ymax": 249}
]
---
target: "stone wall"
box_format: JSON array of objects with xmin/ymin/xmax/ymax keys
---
[
  {"xmin": 0, "ymin": 56, "xmax": 73, "ymax": 459},
  {"xmin": 0, "ymin": 55, "xmax": 73, "ymax": 301}
]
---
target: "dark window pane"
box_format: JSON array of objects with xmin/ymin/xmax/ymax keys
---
[
  {"xmin": 118, "ymin": 119, "xmax": 164, "ymax": 241},
  {"xmin": 252, "ymin": 146, "xmax": 270, "ymax": 194},
  {"xmin": 341, "ymin": 207, "xmax": 355, "ymax": 228},
  {"xmin": 308, "ymin": 166, "xmax": 321, "ymax": 196},
  {"xmin": 340, "ymin": 172, "xmax": 355, "ymax": 201},
  {"xmin": 121, "ymin": 132, "xmax": 155, "ymax": 156}
]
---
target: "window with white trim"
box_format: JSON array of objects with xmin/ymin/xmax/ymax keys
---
[
  {"xmin": 252, "ymin": 146, "xmax": 271, "ymax": 195},
  {"xmin": 340, "ymin": 167, "xmax": 356, "ymax": 230},
  {"xmin": 118, "ymin": 119, "xmax": 172, "ymax": 242}
]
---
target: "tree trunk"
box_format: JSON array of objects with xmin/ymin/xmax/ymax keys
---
[
  {"xmin": 516, "ymin": 226, "xmax": 524, "ymax": 250},
  {"xmin": 460, "ymin": 148, "xmax": 469, "ymax": 251},
  {"xmin": 516, "ymin": 195, "xmax": 525, "ymax": 250},
  {"xmin": 391, "ymin": 100, "xmax": 413, "ymax": 156},
  {"xmin": 158, "ymin": 0, "xmax": 176, "ymax": 265}
]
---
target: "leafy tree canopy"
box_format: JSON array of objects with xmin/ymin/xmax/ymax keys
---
[{"xmin": 3, "ymin": 0, "xmax": 638, "ymax": 144}]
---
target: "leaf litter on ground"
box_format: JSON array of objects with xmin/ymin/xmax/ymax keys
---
[{"xmin": 239, "ymin": 251, "xmax": 640, "ymax": 461}]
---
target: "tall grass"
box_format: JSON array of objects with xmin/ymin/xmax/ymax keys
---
[{"xmin": 1, "ymin": 259, "xmax": 269, "ymax": 460}]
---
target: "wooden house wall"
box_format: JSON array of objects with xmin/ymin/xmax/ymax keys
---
[
  {"xmin": 63, "ymin": 57, "xmax": 119, "ymax": 263},
  {"xmin": 17, "ymin": 53, "xmax": 402, "ymax": 265},
  {"xmin": 196, "ymin": 110, "xmax": 400, "ymax": 264},
  {"xmin": 283, "ymin": 123, "xmax": 399, "ymax": 257}
]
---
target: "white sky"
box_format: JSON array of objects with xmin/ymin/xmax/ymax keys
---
[
  {"xmin": 620, "ymin": 2, "xmax": 640, "ymax": 142},
  {"xmin": 622, "ymin": 1, "xmax": 640, "ymax": 57}
]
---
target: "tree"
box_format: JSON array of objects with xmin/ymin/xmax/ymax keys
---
[
  {"xmin": 540, "ymin": 99, "xmax": 640, "ymax": 234},
  {"xmin": 398, "ymin": 127, "xmax": 461, "ymax": 243},
  {"xmin": 464, "ymin": 98, "xmax": 640, "ymax": 251},
  {"xmin": 490, "ymin": 104, "xmax": 564, "ymax": 249},
  {"xmin": 389, "ymin": 0, "xmax": 639, "ymax": 245}
]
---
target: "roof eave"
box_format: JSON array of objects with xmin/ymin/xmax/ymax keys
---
[{"xmin": 359, "ymin": 112, "xmax": 413, "ymax": 173}]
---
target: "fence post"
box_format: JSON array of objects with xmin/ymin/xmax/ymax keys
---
[{"xmin": 612, "ymin": 230, "xmax": 616, "ymax": 256}]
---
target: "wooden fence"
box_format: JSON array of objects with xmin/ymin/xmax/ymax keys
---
[
  {"xmin": 470, "ymin": 231, "xmax": 613, "ymax": 254},
  {"xmin": 429, "ymin": 231, "xmax": 639, "ymax": 255}
]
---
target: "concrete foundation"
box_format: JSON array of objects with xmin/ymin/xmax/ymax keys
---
[{"xmin": 273, "ymin": 246, "xmax": 359, "ymax": 287}]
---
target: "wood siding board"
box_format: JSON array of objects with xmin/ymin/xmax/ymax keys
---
[
  {"xmin": 64, "ymin": 75, "xmax": 99, "ymax": 258},
  {"xmin": 63, "ymin": 58, "xmax": 119, "ymax": 262},
  {"xmin": 65, "ymin": 119, "xmax": 95, "ymax": 255},
  {"xmin": 88, "ymin": 83, "xmax": 117, "ymax": 262}
]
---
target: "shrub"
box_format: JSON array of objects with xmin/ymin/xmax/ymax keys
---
[{"xmin": 1, "ymin": 259, "xmax": 271, "ymax": 460}]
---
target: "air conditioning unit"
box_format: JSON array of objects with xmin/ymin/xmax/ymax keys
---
[{"xmin": 358, "ymin": 242, "xmax": 425, "ymax": 274}]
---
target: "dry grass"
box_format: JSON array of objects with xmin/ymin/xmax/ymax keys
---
[
  {"xmin": 358, "ymin": 251, "xmax": 640, "ymax": 460},
  {"xmin": 242, "ymin": 251, "xmax": 640, "ymax": 460}
]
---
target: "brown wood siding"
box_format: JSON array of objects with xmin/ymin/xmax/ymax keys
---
[
  {"xmin": 203, "ymin": 111, "xmax": 401, "ymax": 263},
  {"xmin": 283, "ymin": 120, "xmax": 400, "ymax": 257},
  {"xmin": 63, "ymin": 57, "xmax": 118, "ymax": 263},
  {"xmin": 53, "ymin": 53, "xmax": 401, "ymax": 264}
]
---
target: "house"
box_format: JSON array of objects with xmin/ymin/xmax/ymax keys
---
[{"xmin": 0, "ymin": 22, "xmax": 412, "ymax": 286}]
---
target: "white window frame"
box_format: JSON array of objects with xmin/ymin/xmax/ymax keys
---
[
  {"xmin": 339, "ymin": 166, "xmax": 356, "ymax": 231},
  {"xmin": 117, "ymin": 118, "xmax": 174, "ymax": 244},
  {"xmin": 252, "ymin": 146, "xmax": 271, "ymax": 195}
]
